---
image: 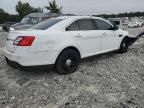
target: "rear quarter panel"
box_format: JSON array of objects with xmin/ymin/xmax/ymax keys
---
[{"xmin": 29, "ymin": 31, "xmax": 82, "ymax": 56}]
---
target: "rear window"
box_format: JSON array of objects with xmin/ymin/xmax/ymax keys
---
[{"xmin": 30, "ymin": 18, "xmax": 63, "ymax": 30}]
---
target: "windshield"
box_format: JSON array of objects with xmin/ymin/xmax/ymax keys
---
[
  {"xmin": 30, "ymin": 18, "xmax": 63, "ymax": 30},
  {"xmin": 21, "ymin": 17, "xmax": 40, "ymax": 24}
]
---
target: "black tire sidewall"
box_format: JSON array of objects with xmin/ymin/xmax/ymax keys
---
[
  {"xmin": 119, "ymin": 38, "xmax": 129, "ymax": 53},
  {"xmin": 55, "ymin": 49, "xmax": 80, "ymax": 75}
]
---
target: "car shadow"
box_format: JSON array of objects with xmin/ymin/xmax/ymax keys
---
[
  {"xmin": 8, "ymin": 50, "xmax": 118, "ymax": 76},
  {"xmin": 81, "ymin": 50, "xmax": 118, "ymax": 63}
]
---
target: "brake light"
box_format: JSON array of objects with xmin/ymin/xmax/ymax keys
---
[{"xmin": 13, "ymin": 36, "xmax": 35, "ymax": 46}]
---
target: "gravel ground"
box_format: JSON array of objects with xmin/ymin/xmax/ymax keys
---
[{"xmin": 0, "ymin": 27, "xmax": 144, "ymax": 108}]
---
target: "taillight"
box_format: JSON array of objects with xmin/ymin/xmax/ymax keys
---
[{"xmin": 13, "ymin": 36, "xmax": 35, "ymax": 46}]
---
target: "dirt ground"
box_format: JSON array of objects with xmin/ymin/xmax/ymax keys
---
[{"xmin": 0, "ymin": 26, "xmax": 144, "ymax": 108}]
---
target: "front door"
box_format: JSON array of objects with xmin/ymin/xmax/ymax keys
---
[{"xmin": 93, "ymin": 19, "xmax": 120, "ymax": 53}]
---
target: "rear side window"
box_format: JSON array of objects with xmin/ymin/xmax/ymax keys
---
[
  {"xmin": 30, "ymin": 18, "xmax": 63, "ymax": 30},
  {"xmin": 66, "ymin": 19, "xmax": 95, "ymax": 31},
  {"xmin": 66, "ymin": 21, "xmax": 79, "ymax": 31},
  {"xmin": 94, "ymin": 19, "xmax": 112, "ymax": 30},
  {"xmin": 78, "ymin": 19, "xmax": 95, "ymax": 30}
]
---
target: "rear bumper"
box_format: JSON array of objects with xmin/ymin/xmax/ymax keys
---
[
  {"xmin": 5, "ymin": 57, "xmax": 54, "ymax": 71},
  {"xmin": 5, "ymin": 57, "xmax": 22, "ymax": 69},
  {"xmin": 3, "ymin": 48, "xmax": 58, "ymax": 66},
  {"xmin": 3, "ymin": 48, "xmax": 21, "ymax": 63}
]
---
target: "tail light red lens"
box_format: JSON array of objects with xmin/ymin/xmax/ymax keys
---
[{"xmin": 13, "ymin": 36, "xmax": 35, "ymax": 46}]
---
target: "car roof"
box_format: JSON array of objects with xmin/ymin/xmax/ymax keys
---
[
  {"xmin": 55, "ymin": 15, "xmax": 103, "ymax": 20},
  {"xmin": 44, "ymin": 16, "xmax": 110, "ymax": 31}
]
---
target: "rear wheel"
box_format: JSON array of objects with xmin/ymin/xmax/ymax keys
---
[
  {"xmin": 119, "ymin": 37, "xmax": 129, "ymax": 53},
  {"xmin": 55, "ymin": 49, "xmax": 80, "ymax": 75}
]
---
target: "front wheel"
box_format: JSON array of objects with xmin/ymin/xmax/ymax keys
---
[
  {"xmin": 55, "ymin": 49, "xmax": 80, "ymax": 75},
  {"xmin": 119, "ymin": 38, "xmax": 129, "ymax": 53}
]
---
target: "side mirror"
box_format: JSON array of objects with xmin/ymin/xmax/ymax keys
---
[
  {"xmin": 110, "ymin": 21, "xmax": 120, "ymax": 25},
  {"xmin": 110, "ymin": 23, "xmax": 118, "ymax": 30},
  {"xmin": 110, "ymin": 21, "xmax": 119, "ymax": 30},
  {"xmin": 110, "ymin": 26, "xmax": 118, "ymax": 30},
  {"xmin": 113, "ymin": 25, "xmax": 118, "ymax": 30},
  {"xmin": 65, "ymin": 27, "xmax": 70, "ymax": 31},
  {"xmin": 114, "ymin": 21, "xmax": 120, "ymax": 25}
]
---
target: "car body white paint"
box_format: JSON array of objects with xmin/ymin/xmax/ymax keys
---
[{"xmin": 3, "ymin": 16, "xmax": 130, "ymax": 66}]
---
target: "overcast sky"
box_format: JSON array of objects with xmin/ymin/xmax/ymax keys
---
[{"xmin": 0, "ymin": 0, "xmax": 144, "ymax": 15}]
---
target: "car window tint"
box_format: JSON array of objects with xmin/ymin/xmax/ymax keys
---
[
  {"xmin": 78, "ymin": 19, "xmax": 95, "ymax": 30},
  {"xmin": 66, "ymin": 21, "xmax": 79, "ymax": 31},
  {"xmin": 30, "ymin": 18, "xmax": 63, "ymax": 30},
  {"xmin": 94, "ymin": 19, "xmax": 112, "ymax": 30}
]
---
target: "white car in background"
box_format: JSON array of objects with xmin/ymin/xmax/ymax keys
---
[
  {"xmin": 122, "ymin": 20, "xmax": 129, "ymax": 26},
  {"xmin": 3, "ymin": 16, "xmax": 138, "ymax": 74},
  {"xmin": 128, "ymin": 20, "xmax": 143, "ymax": 28}
]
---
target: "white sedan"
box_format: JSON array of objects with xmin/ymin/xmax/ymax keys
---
[
  {"xmin": 128, "ymin": 20, "xmax": 143, "ymax": 28},
  {"xmin": 3, "ymin": 16, "xmax": 138, "ymax": 74}
]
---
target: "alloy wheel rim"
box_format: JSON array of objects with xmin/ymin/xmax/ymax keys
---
[
  {"xmin": 123, "ymin": 43, "xmax": 126, "ymax": 48},
  {"xmin": 66, "ymin": 59, "xmax": 72, "ymax": 67},
  {"xmin": 62, "ymin": 57, "xmax": 77, "ymax": 72}
]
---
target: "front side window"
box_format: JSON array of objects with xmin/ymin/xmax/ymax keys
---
[
  {"xmin": 94, "ymin": 19, "xmax": 112, "ymax": 30},
  {"xmin": 78, "ymin": 19, "xmax": 95, "ymax": 30}
]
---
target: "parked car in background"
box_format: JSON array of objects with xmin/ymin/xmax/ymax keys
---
[
  {"xmin": 122, "ymin": 20, "xmax": 129, "ymax": 26},
  {"xmin": 128, "ymin": 20, "xmax": 143, "ymax": 28},
  {"xmin": 2, "ymin": 22, "xmax": 17, "ymax": 32},
  {"xmin": 11, "ymin": 13, "xmax": 62, "ymax": 30},
  {"xmin": 108, "ymin": 19, "xmax": 123, "ymax": 29},
  {"xmin": 3, "ymin": 16, "xmax": 139, "ymax": 74}
]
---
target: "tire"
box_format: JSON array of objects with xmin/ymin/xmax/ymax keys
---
[
  {"xmin": 119, "ymin": 37, "xmax": 129, "ymax": 53},
  {"xmin": 55, "ymin": 49, "xmax": 80, "ymax": 75}
]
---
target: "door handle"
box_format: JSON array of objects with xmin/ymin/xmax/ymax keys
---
[
  {"xmin": 103, "ymin": 33, "xmax": 108, "ymax": 35},
  {"xmin": 75, "ymin": 34, "xmax": 82, "ymax": 38},
  {"xmin": 119, "ymin": 35, "xmax": 123, "ymax": 37}
]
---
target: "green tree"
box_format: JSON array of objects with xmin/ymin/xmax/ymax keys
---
[
  {"xmin": 0, "ymin": 8, "xmax": 9, "ymax": 23},
  {"xmin": 0, "ymin": 8, "xmax": 21, "ymax": 24},
  {"xmin": 34, "ymin": 7, "xmax": 43, "ymax": 13},
  {"xmin": 45, "ymin": 0, "xmax": 62, "ymax": 13},
  {"xmin": 16, "ymin": 1, "xmax": 43, "ymax": 18},
  {"xmin": 0, "ymin": 8, "xmax": 5, "ymax": 13}
]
